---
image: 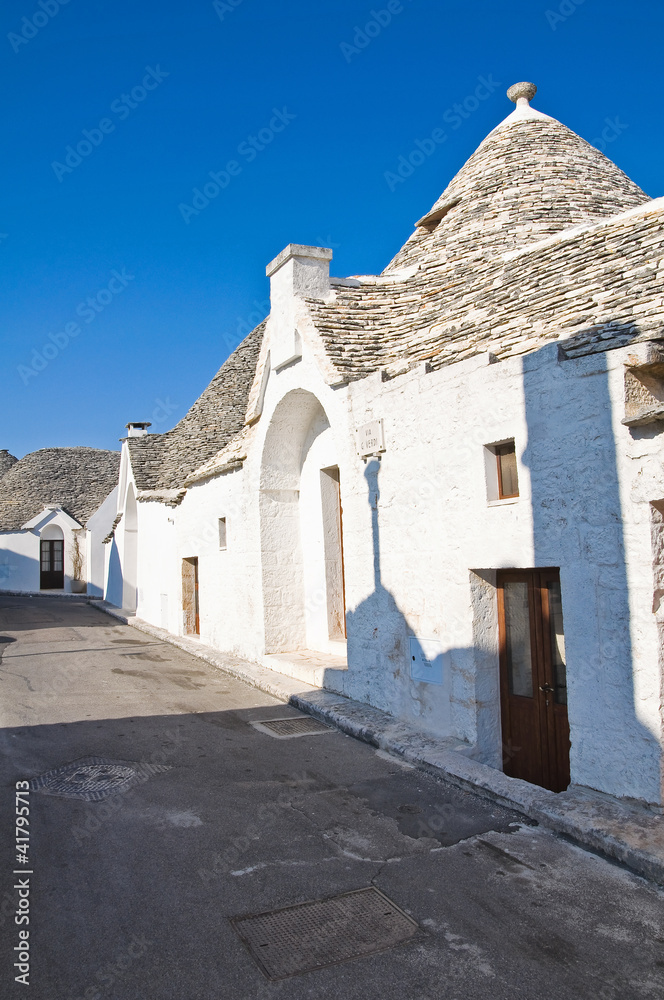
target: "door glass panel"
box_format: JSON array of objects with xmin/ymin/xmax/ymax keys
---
[
  {"xmin": 547, "ymin": 580, "xmax": 567, "ymax": 705},
  {"xmin": 497, "ymin": 445, "xmax": 519, "ymax": 498},
  {"xmin": 53, "ymin": 541, "xmax": 63, "ymax": 572},
  {"xmin": 41, "ymin": 543, "xmax": 51, "ymax": 570},
  {"xmin": 503, "ymin": 580, "xmax": 533, "ymax": 697}
]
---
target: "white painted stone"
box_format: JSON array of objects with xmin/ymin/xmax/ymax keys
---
[
  {"xmin": 0, "ymin": 496, "xmax": 116, "ymax": 597},
  {"xmin": 123, "ymin": 328, "xmax": 663, "ymax": 804},
  {"xmin": 266, "ymin": 245, "xmax": 333, "ymax": 369},
  {"xmin": 106, "ymin": 119, "xmax": 664, "ymax": 809}
]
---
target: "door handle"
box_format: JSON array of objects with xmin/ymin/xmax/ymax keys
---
[{"xmin": 539, "ymin": 683, "xmax": 554, "ymax": 706}]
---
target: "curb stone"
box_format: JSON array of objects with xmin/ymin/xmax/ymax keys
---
[{"xmin": 0, "ymin": 589, "xmax": 100, "ymax": 600}]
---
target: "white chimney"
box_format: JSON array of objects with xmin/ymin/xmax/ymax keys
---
[
  {"xmin": 265, "ymin": 244, "xmax": 333, "ymax": 369},
  {"xmin": 125, "ymin": 422, "xmax": 151, "ymax": 438}
]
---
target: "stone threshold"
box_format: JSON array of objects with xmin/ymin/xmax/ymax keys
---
[
  {"xmin": 261, "ymin": 648, "xmax": 348, "ymax": 688},
  {"xmin": 94, "ymin": 599, "xmax": 664, "ymax": 887}
]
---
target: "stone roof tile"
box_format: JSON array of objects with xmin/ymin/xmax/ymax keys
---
[
  {"xmin": 0, "ymin": 448, "xmax": 120, "ymax": 531},
  {"xmin": 307, "ymin": 201, "xmax": 664, "ymax": 378},
  {"xmin": 0, "ymin": 451, "xmax": 18, "ymax": 481}
]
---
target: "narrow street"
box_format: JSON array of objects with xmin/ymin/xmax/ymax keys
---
[{"xmin": 1, "ymin": 595, "xmax": 663, "ymax": 1000}]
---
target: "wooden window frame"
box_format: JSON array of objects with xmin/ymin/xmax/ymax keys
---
[{"xmin": 495, "ymin": 442, "xmax": 519, "ymax": 500}]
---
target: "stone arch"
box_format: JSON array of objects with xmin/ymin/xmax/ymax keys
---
[
  {"xmin": 40, "ymin": 523, "xmax": 64, "ymax": 541},
  {"xmin": 259, "ymin": 388, "xmax": 342, "ymax": 653}
]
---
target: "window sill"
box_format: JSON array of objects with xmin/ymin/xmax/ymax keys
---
[{"xmin": 487, "ymin": 497, "xmax": 520, "ymax": 507}]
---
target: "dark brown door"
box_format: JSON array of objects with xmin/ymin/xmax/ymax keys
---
[
  {"xmin": 40, "ymin": 539, "xmax": 64, "ymax": 590},
  {"xmin": 182, "ymin": 557, "xmax": 200, "ymax": 635},
  {"xmin": 498, "ymin": 569, "xmax": 570, "ymax": 792}
]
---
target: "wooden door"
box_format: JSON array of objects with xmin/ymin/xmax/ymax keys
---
[
  {"xmin": 182, "ymin": 557, "xmax": 200, "ymax": 635},
  {"xmin": 40, "ymin": 540, "xmax": 64, "ymax": 590},
  {"xmin": 498, "ymin": 569, "xmax": 570, "ymax": 792}
]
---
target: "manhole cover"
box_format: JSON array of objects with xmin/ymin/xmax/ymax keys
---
[
  {"xmin": 27, "ymin": 756, "xmax": 171, "ymax": 801},
  {"xmin": 249, "ymin": 716, "xmax": 332, "ymax": 739},
  {"xmin": 231, "ymin": 886, "xmax": 418, "ymax": 980}
]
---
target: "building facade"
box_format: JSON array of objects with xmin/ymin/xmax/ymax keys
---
[
  {"xmin": 107, "ymin": 83, "xmax": 664, "ymax": 806},
  {"xmin": 0, "ymin": 448, "xmax": 119, "ymax": 597}
]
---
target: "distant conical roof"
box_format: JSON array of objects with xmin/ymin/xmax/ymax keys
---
[
  {"xmin": 385, "ymin": 84, "xmax": 650, "ymax": 272},
  {"xmin": 0, "ymin": 450, "xmax": 18, "ymax": 480},
  {"xmin": 0, "ymin": 447, "xmax": 120, "ymax": 531}
]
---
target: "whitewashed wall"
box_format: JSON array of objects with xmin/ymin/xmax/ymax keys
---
[
  {"xmin": 0, "ymin": 500, "xmax": 116, "ymax": 597},
  {"xmin": 172, "ymin": 469, "xmax": 264, "ymax": 655},
  {"xmin": 0, "ymin": 529, "xmax": 41, "ymax": 591},
  {"xmin": 86, "ymin": 487, "xmax": 118, "ymax": 597},
  {"xmin": 124, "ymin": 315, "xmax": 663, "ymax": 805},
  {"xmin": 134, "ymin": 500, "xmax": 178, "ymax": 630},
  {"xmin": 344, "ymin": 341, "xmax": 663, "ymax": 805}
]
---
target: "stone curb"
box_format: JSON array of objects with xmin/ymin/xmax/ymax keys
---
[
  {"xmin": 1, "ymin": 589, "xmax": 100, "ymax": 600},
  {"xmin": 93, "ymin": 600, "xmax": 664, "ymax": 887}
]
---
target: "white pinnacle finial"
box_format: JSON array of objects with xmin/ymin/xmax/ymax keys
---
[{"xmin": 507, "ymin": 81, "xmax": 537, "ymax": 108}]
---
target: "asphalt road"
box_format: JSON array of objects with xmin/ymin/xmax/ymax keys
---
[{"xmin": 1, "ymin": 595, "xmax": 663, "ymax": 999}]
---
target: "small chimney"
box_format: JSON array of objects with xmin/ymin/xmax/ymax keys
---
[
  {"xmin": 125, "ymin": 422, "xmax": 151, "ymax": 438},
  {"xmin": 266, "ymin": 244, "xmax": 333, "ymax": 299},
  {"xmin": 265, "ymin": 245, "xmax": 333, "ymax": 369}
]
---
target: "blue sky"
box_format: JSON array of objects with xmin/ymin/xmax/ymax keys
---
[{"xmin": 1, "ymin": 0, "xmax": 662, "ymax": 458}]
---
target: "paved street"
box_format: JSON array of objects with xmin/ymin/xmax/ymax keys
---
[{"xmin": 1, "ymin": 595, "xmax": 663, "ymax": 999}]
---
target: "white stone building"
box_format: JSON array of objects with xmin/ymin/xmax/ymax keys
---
[
  {"xmin": 0, "ymin": 448, "xmax": 119, "ymax": 597},
  {"xmin": 107, "ymin": 83, "xmax": 664, "ymax": 806}
]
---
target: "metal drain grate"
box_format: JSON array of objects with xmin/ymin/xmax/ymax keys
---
[
  {"xmin": 232, "ymin": 886, "xmax": 418, "ymax": 980},
  {"xmin": 249, "ymin": 716, "xmax": 332, "ymax": 739},
  {"xmin": 27, "ymin": 756, "xmax": 171, "ymax": 802}
]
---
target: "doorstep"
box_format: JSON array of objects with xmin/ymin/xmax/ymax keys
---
[
  {"xmin": 261, "ymin": 648, "xmax": 348, "ymax": 688},
  {"xmin": 94, "ymin": 599, "xmax": 664, "ymax": 886}
]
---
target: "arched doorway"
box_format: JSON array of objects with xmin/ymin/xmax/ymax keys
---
[
  {"xmin": 40, "ymin": 524, "xmax": 64, "ymax": 590},
  {"xmin": 259, "ymin": 389, "xmax": 346, "ymax": 654},
  {"xmin": 122, "ymin": 485, "xmax": 138, "ymax": 611}
]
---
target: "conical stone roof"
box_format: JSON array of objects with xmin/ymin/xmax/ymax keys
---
[
  {"xmin": 385, "ymin": 89, "xmax": 650, "ymax": 273},
  {"xmin": 0, "ymin": 447, "xmax": 120, "ymax": 531},
  {"xmin": 306, "ymin": 83, "xmax": 662, "ymax": 383}
]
